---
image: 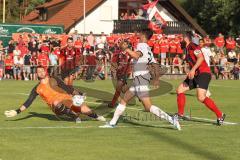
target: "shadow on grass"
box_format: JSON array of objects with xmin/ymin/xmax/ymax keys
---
[
  {"xmin": 169, "ymin": 92, "xmax": 195, "ymax": 97},
  {"xmin": 123, "ymin": 119, "xmax": 175, "ymax": 130},
  {"xmin": 6, "ymin": 112, "xmax": 77, "ymax": 122}
]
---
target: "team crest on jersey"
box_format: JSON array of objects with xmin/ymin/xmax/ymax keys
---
[{"xmin": 194, "ymin": 50, "xmax": 201, "ymax": 56}]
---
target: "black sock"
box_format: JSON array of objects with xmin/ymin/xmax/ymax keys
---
[{"xmin": 87, "ymin": 113, "xmax": 98, "ymax": 119}]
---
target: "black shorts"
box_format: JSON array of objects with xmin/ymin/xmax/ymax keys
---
[
  {"xmin": 184, "ymin": 73, "xmax": 211, "ymax": 90},
  {"xmin": 5, "ymin": 69, "xmax": 13, "ymax": 75}
]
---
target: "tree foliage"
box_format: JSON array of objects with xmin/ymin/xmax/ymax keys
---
[
  {"xmin": 0, "ymin": 0, "xmax": 48, "ymax": 23},
  {"xmin": 178, "ymin": 0, "xmax": 240, "ymax": 36}
]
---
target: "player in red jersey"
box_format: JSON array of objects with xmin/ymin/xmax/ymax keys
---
[
  {"xmin": 60, "ymin": 38, "xmax": 81, "ymax": 85},
  {"xmin": 108, "ymin": 41, "xmax": 132, "ymax": 108},
  {"xmin": 175, "ymin": 32, "xmax": 225, "ymax": 125}
]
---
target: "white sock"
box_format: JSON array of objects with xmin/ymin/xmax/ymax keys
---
[
  {"xmin": 109, "ymin": 104, "xmax": 126, "ymax": 125},
  {"xmin": 149, "ymin": 105, "xmax": 173, "ymax": 124}
]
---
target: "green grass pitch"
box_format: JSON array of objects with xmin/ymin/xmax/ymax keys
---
[{"xmin": 0, "ymin": 79, "xmax": 239, "ymax": 160}]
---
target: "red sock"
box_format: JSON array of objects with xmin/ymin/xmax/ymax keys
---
[
  {"xmin": 111, "ymin": 90, "xmax": 121, "ymax": 107},
  {"xmin": 203, "ymin": 97, "xmax": 222, "ymax": 118},
  {"xmin": 177, "ymin": 93, "xmax": 186, "ymax": 116}
]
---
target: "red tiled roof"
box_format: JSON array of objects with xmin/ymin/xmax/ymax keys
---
[{"xmin": 21, "ymin": 0, "xmax": 106, "ymax": 32}]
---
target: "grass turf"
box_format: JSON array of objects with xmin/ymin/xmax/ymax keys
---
[{"xmin": 0, "ymin": 79, "xmax": 239, "ymax": 160}]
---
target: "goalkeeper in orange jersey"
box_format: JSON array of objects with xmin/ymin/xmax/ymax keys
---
[{"xmin": 4, "ymin": 66, "xmax": 106, "ymax": 123}]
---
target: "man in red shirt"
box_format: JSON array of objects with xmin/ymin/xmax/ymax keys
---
[
  {"xmin": 108, "ymin": 41, "xmax": 132, "ymax": 108},
  {"xmin": 225, "ymin": 36, "xmax": 236, "ymax": 53},
  {"xmin": 153, "ymin": 40, "xmax": 160, "ymax": 62},
  {"xmin": 38, "ymin": 50, "xmax": 50, "ymax": 69},
  {"xmin": 214, "ymin": 33, "xmax": 225, "ymax": 54},
  {"xmin": 60, "ymin": 38, "xmax": 80, "ymax": 85},
  {"xmin": 175, "ymin": 32, "xmax": 225, "ymax": 126}
]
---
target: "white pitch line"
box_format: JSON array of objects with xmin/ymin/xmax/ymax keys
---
[
  {"xmin": 0, "ymin": 122, "xmax": 238, "ymax": 130},
  {"xmin": 0, "ymin": 123, "xmax": 217, "ymax": 130},
  {"xmin": 186, "ymin": 116, "xmax": 238, "ymax": 125}
]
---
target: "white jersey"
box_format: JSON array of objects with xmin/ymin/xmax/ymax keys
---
[
  {"xmin": 201, "ymin": 47, "xmax": 212, "ymax": 67},
  {"xmin": 133, "ymin": 43, "xmax": 156, "ymax": 77}
]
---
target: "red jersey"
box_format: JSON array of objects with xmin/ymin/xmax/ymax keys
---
[
  {"xmin": 186, "ymin": 42, "xmax": 211, "ymax": 75},
  {"xmin": 214, "ymin": 37, "xmax": 225, "ymax": 47},
  {"xmin": 169, "ymin": 41, "xmax": 177, "ymax": 53},
  {"xmin": 60, "ymin": 47, "xmax": 78, "ymax": 71},
  {"xmin": 116, "ymin": 51, "xmax": 131, "ymax": 76},
  {"xmin": 53, "ymin": 48, "xmax": 61, "ymax": 58},
  {"xmin": 30, "ymin": 54, "xmax": 38, "ymax": 65},
  {"xmin": 176, "ymin": 42, "xmax": 183, "ymax": 54},
  {"xmin": 38, "ymin": 53, "xmax": 49, "ymax": 66},
  {"xmin": 86, "ymin": 55, "xmax": 96, "ymax": 65},
  {"xmin": 160, "ymin": 41, "xmax": 169, "ymax": 53},
  {"xmin": 41, "ymin": 45, "xmax": 50, "ymax": 53},
  {"xmin": 4, "ymin": 58, "xmax": 13, "ymax": 70},
  {"xmin": 226, "ymin": 39, "xmax": 236, "ymax": 50},
  {"xmin": 153, "ymin": 42, "xmax": 160, "ymax": 54}
]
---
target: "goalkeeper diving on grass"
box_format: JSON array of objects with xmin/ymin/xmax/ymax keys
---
[
  {"xmin": 4, "ymin": 66, "xmax": 106, "ymax": 123},
  {"xmin": 100, "ymin": 29, "xmax": 181, "ymax": 130}
]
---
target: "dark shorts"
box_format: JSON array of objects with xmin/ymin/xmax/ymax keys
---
[
  {"xmin": 5, "ymin": 69, "xmax": 13, "ymax": 75},
  {"xmin": 184, "ymin": 73, "xmax": 211, "ymax": 90},
  {"xmin": 61, "ymin": 66, "xmax": 80, "ymax": 79},
  {"xmin": 170, "ymin": 53, "xmax": 177, "ymax": 58}
]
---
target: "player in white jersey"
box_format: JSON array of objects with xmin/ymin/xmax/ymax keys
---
[
  {"xmin": 100, "ymin": 29, "xmax": 181, "ymax": 130},
  {"xmin": 199, "ymin": 39, "xmax": 212, "ymax": 97}
]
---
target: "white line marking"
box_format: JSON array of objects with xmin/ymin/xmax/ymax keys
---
[
  {"xmin": 0, "ymin": 122, "xmax": 237, "ymax": 130},
  {"xmin": 210, "ymin": 84, "xmax": 240, "ymax": 89},
  {"xmin": 187, "ymin": 116, "xmax": 238, "ymax": 125}
]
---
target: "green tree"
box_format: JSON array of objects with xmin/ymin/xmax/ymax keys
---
[
  {"xmin": 0, "ymin": 0, "xmax": 49, "ymax": 23},
  {"xmin": 179, "ymin": 0, "xmax": 240, "ymax": 36}
]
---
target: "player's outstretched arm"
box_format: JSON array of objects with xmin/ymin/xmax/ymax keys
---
[{"xmin": 4, "ymin": 85, "xmax": 39, "ymax": 118}]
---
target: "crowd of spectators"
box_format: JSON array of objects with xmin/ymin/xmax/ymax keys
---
[{"xmin": 0, "ymin": 31, "xmax": 240, "ymax": 81}]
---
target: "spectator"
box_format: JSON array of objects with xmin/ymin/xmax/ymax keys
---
[
  {"xmin": 123, "ymin": 12, "xmax": 128, "ymax": 20},
  {"xmin": 49, "ymin": 51, "xmax": 58, "ymax": 77},
  {"xmin": 8, "ymin": 39, "xmax": 15, "ymax": 54},
  {"xmin": 226, "ymin": 36, "xmax": 236, "ymax": 53},
  {"xmin": 13, "ymin": 46, "xmax": 21, "ymax": 59},
  {"xmin": 169, "ymin": 39, "xmax": 177, "ymax": 65},
  {"xmin": 120, "ymin": 12, "xmax": 125, "ymax": 20},
  {"xmin": 204, "ymin": 35, "xmax": 212, "ymax": 47},
  {"xmin": 214, "ymin": 33, "xmax": 225, "ymax": 54},
  {"xmin": 0, "ymin": 40, "xmax": 4, "ymax": 53},
  {"xmin": 0, "ymin": 55, "xmax": 4, "ymax": 80},
  {"xmin": 172, "ymin": 55, "xmax": 183, "ymax": 74},
  {"xmin": 160, "ymin": 37, "xmax": 168, "ymax": 65},
  {"xmin": 228, "ymin": 50, "xmax": 237, "ymax": 63},
  {"xmin": 231, "ymin": 63, "xmax": 239, "ymax": 80},
  {"xmin": 13, "ymin": 55, "xmax": 23, "ymax": 80},
  {"xmin": 4, "ymin": 54, "xmax": 13, "ymax": 79},
  {"xmin": 129, "ymin": 12, "xmax": 136, "ymax": 20},
  {"xmin": 87, "ymin": 31, "xmax": 95, "ymax": 52},
  {"xmin": 86, "ymin": 51, "xmax": 96, "ymax": 80},
  {"xmin": 30, "ymin": 51, "xmax": 38, "ymax": 80},
  {"xmin": 219, "ymin": 54, "xmax": 229, "ymax": 79},
  {"xmin": 23, "ymin": 51, "xmax": 31, "ymax": 81},
  {"xmin": 72, "ymin": 30, "xmax": 79, "ymax": 42}
]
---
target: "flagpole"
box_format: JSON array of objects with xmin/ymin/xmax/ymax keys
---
[
  {"xmin": 83, "ymin": 0, "xmax": 86, "ymax": 34},
  {"xmin": 3, "ymin": 0, "xmax": 6, "ymax": 23}
]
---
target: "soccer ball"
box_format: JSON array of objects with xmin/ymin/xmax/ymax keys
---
[{"xmin": 72, "ymin": 95, "xmax": 85, "ymax": 107}]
